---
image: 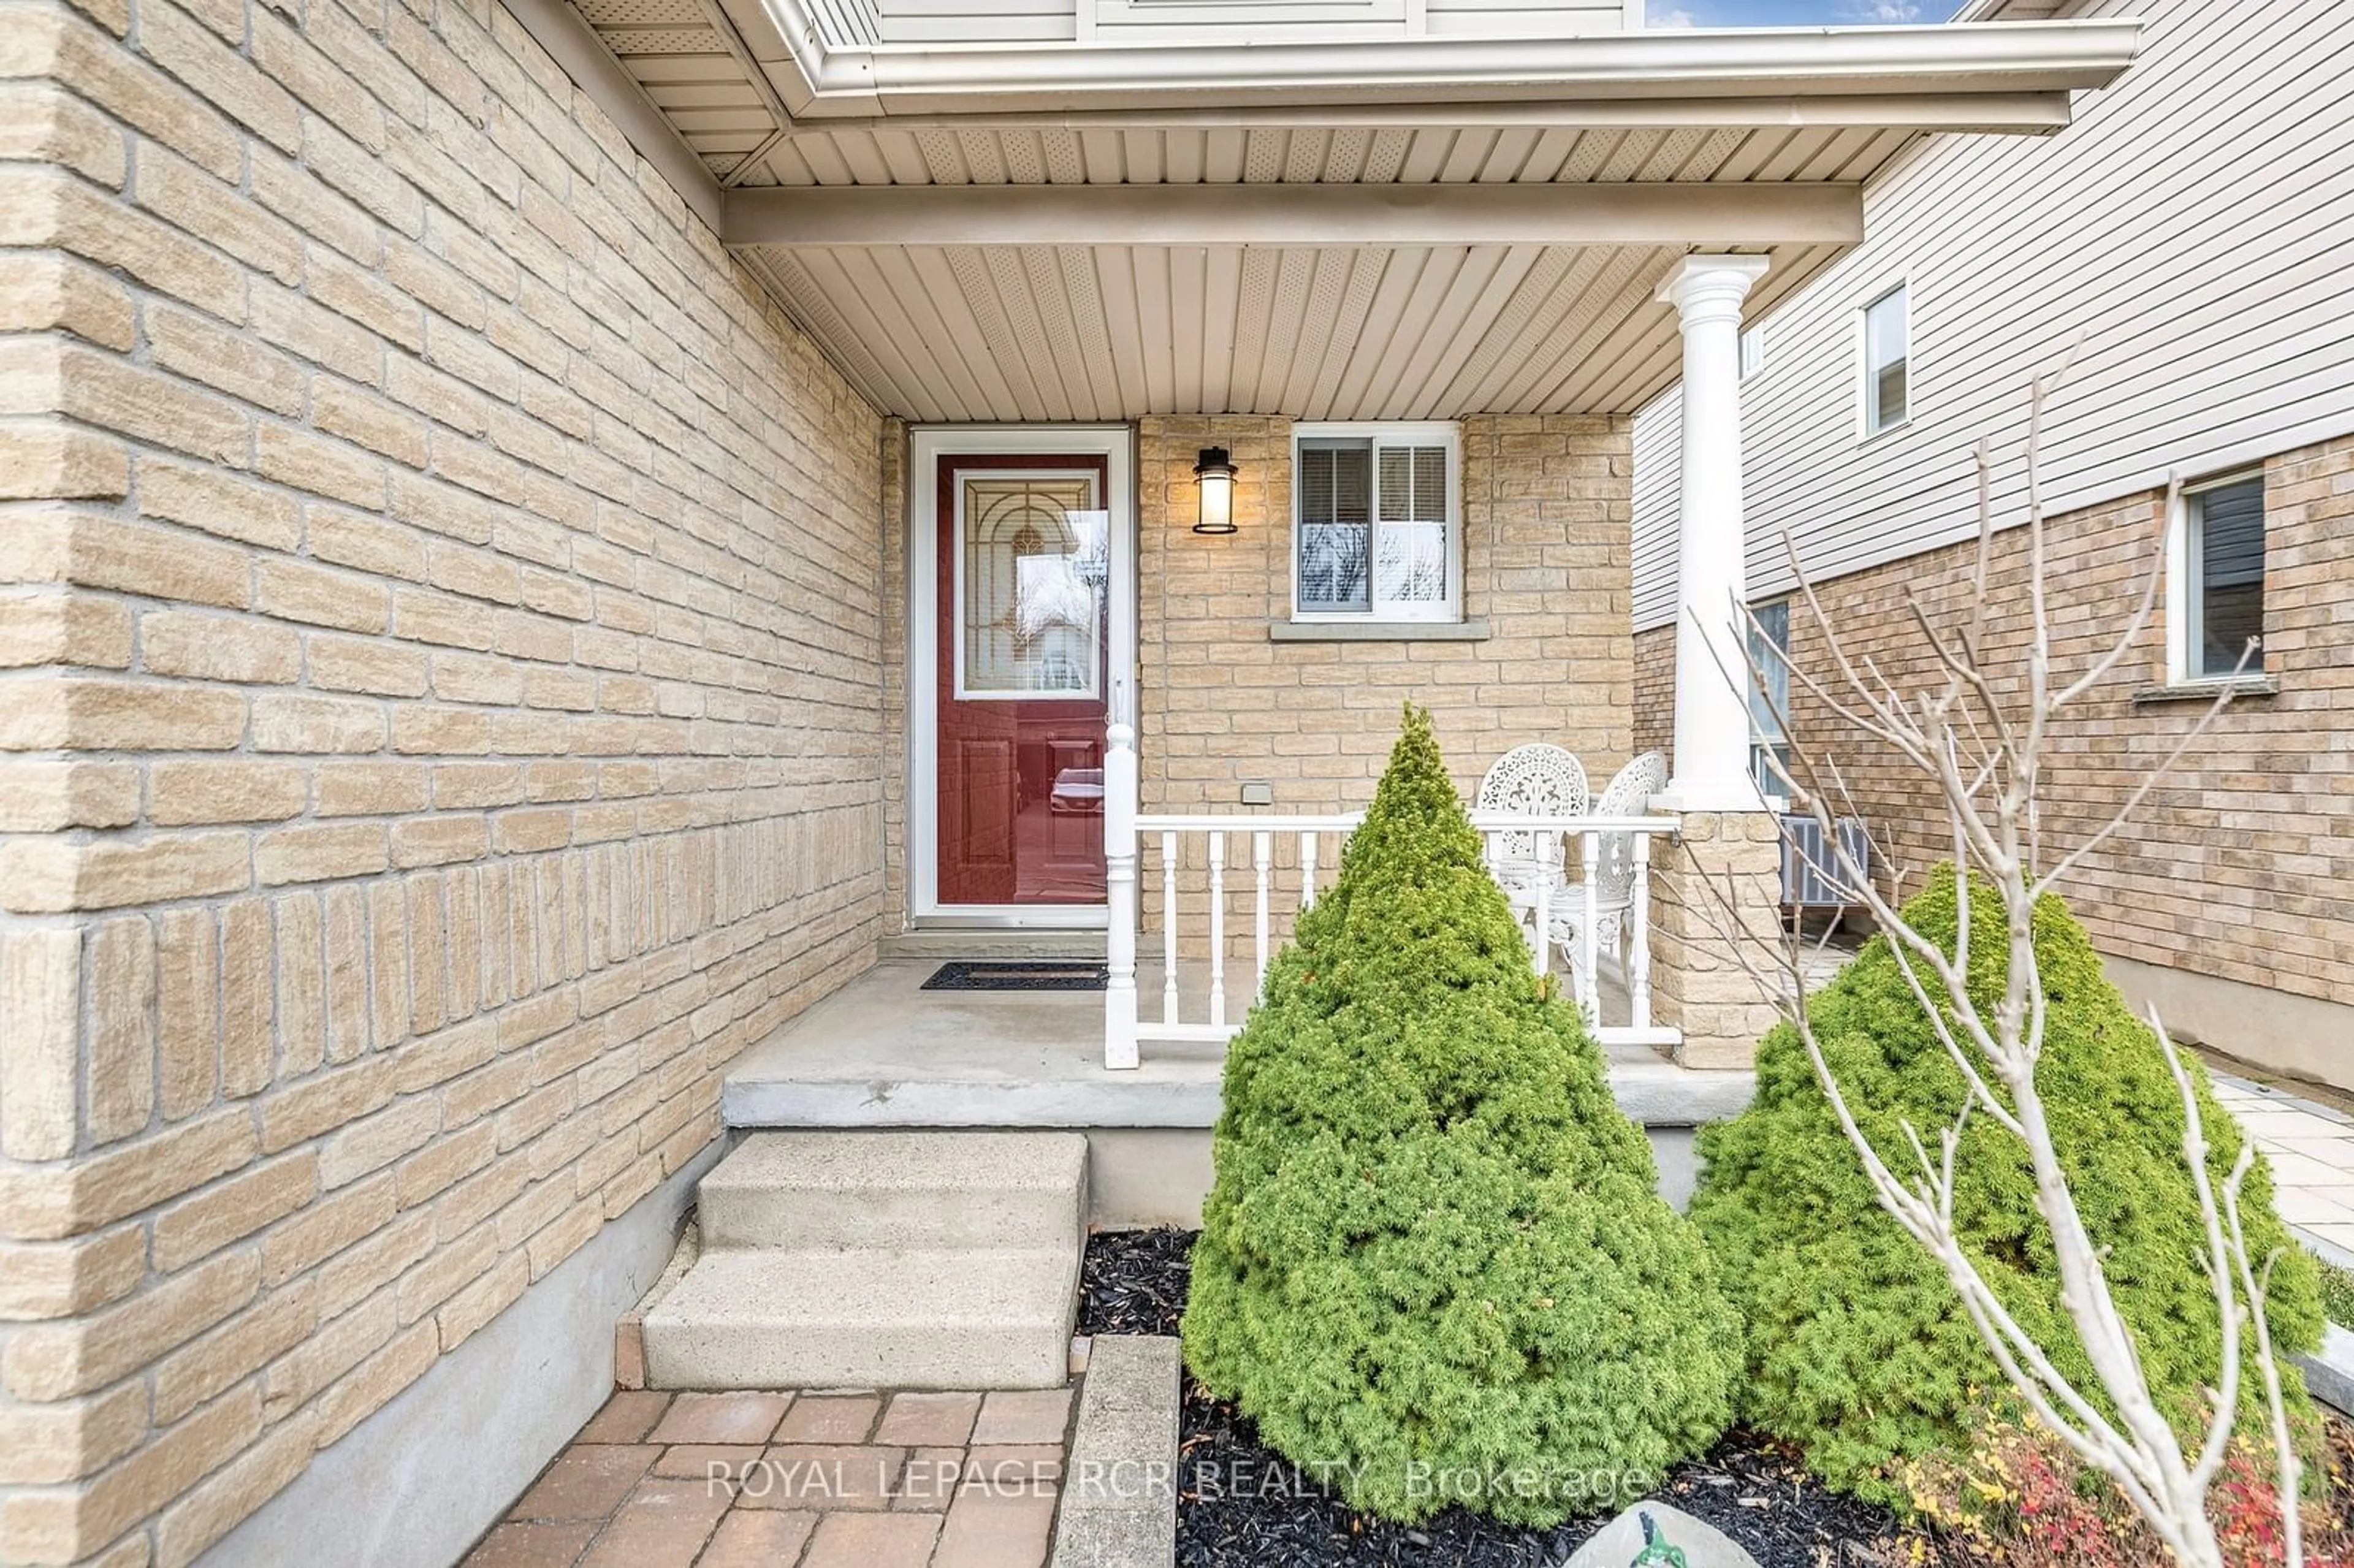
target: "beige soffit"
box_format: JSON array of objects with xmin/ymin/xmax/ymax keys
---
[{"xmin": 512, "ymin": 0, "xmax": 2141, "ymax": 421}]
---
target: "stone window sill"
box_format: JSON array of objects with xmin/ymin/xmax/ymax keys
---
[
  {"xmin": 1268, "ymin": 618, "xmax": 1490, "ymax": 643},
  {"xmin": 2131, "ymin": 676, "xmax": 2279, "ymax": 706}
]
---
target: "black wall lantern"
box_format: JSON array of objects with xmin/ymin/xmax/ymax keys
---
[{"xmin": 1192, "ymin": 446, "xmax": 1238, "ymax": 535}]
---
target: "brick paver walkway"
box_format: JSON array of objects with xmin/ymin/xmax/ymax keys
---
[
  {"xmin": 2214, "ymin": 1075, "xmax": 2354, "ymax": 1262},
  {"xmin": 462, "ymin": 1387, "xmax": 1074, "ymax": 1568}
]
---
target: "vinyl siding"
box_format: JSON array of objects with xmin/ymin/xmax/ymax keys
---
[
  {"xmin": 1424, "ymin": 0, "xmax": 1627, "ymax": 34},
  {"xmin": 1632, "ymin": 0, "xmax": 2354, "ymax": 630},
  {"xmin": 813, "ymin": 0, "xmax": 882, "ymax": 44},
  {"xmin": 875, "ymin": 0, "xmax": 1075, "ymax": 44},
  {"xmin": 871, "ymin": 0, "xmax": 1623, "ymax": 45}
]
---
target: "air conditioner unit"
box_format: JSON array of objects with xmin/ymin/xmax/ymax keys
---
[{"xmin": 1781, "ymin": 814, "xmax": 1869, "ymax": 911}]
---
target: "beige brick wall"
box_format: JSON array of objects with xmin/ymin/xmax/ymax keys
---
[
  {"xmin": 1650, "ymin": 810, "xmax": 1781, "ymax": 1070},
  {"xmin": 0, "ymin": 0, "xmax": 889, "ymax": 1558},
  {"xmin": 1138, "ymin": 414, "xmax": 1635, "ymax": 818},
  {"xmin": 1633, "ymin": 432, "xmax": 2354, "ymax": 1046}
]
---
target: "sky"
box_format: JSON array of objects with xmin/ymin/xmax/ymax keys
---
[{"xmin": 1646, "ymin": 0, "xmax": 1959, "ymax": 23}]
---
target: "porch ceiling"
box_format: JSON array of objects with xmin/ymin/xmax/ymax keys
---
[
  {"xmin": 528, "ymin": 0, "xmax": 2139, "ymax": 419},
  {"xmin": 736, "ymin": 234, "xmax": 1828, "ymax": 422}
]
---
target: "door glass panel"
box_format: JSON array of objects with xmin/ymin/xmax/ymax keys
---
[
  {"xmin": 935, "ymin": 462, "xmax": 1110, "ymax": 909},
  {"xmin": 959, "ymin": 476, "xmax": 1105, "ymax": 698}
]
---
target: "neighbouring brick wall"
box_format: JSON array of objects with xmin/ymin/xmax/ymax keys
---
[
  {"xmin": 1632, "ymin": 623, "xmax": 1672, "ymax": 762},
  {"xmin": 1632, "ymin": 432, "xmax": 2354, "ymax": 1023},
  {"xmin": 0, "ymin": 0, "xmax": 889, "ymax": 1559}
]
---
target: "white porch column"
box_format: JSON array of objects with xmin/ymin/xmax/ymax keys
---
[{"xmin": 1655, "ymin": 253, "xmax": 1770, "ymax": 813}]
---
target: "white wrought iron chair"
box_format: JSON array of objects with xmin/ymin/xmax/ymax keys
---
[
  {"xmin": 1545, "ymin": 751, "xmax": 1667, "ymax": 1004},
  {"xmin": 1474, "ymin": 744, "xmax": 1590, "ymax": 941}
]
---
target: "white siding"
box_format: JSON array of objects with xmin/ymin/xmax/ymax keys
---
[
  {"xmin": 1631, "ymin": 371, "xmax": 1683, "ymax": 630},
  {"xmin": 875, "ymin": 0, "xmax": 1074, "ymax": 45},
  {"xmin": 870, "ymin": 0, "xmax": 1623, "ymax": 45},
  {"xmin": 1632, "ymin": 0, "xmax": 2354, "ymax": 630},
  {"xmin": 1424, "ymin": 0, "xmax": 1626, "ymax": 34},
  {"xmin": 812, "ymin": 0, "xmax": 880, "ymax": 44}
]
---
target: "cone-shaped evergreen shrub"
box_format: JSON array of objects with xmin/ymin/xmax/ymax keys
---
[
  {"xmin": 1183, "ymin": 707, "xmax": 1742, "ymax": 1526},
  {"xmin": 1689, "ymin": 866, "xmax": 2322, "ymax": 1505}
]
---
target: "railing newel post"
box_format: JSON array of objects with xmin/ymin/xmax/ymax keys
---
[{"xmin": 1103, "ymin": 699, "xmax": 1140, "ymax": 1070}]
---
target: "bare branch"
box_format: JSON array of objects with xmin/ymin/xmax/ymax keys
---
[{"xmin": 1677, "ymin": 346, "xmax": 2295, "ymax": 1568}]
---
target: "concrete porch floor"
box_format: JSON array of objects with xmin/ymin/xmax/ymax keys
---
[{"xmin": 722, "ymin": 958, "xmax": 1757, "ymax": 1133}]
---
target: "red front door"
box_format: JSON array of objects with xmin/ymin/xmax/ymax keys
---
[{"xmin": 934, "ymin": 454, "xmax": 1110, "ymax": 908}]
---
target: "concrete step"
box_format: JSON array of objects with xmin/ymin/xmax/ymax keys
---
[
  {"xmin": 642, "ymin": 1130, "xmax": 1089, "ymax": 1392},
  {"xmin": 641, "ymin": 1245, "xmax": 1079, "ymax": 1390},
  {"xmin": 877, "ymin": 929, "xmax": 1107, "ymax": 962},
  {"xmin": 696, "ymin": 1132, "xmax": 1087, "ymax": 1251}
]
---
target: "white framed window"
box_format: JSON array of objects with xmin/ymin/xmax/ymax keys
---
[
  {"xmin": 1739, "ymin": 323, "xmax": 1767, "ymax": 381},
  {"xmin": 1859, "ymin": 283, "xmax": 1908, "ymax": 438},
  {"xmin": 1748, "ymin": 598, "xmax": 1792, "ymax": 801},
  {"xmin": 2168, "ymin": 470, "xmax": 2267, "ymax": 683},
  {"xmin": 1290, "ymin": 422, "xmax": 1461, "ymax": 623}
]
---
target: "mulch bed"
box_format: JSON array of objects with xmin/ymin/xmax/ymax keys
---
[{"xmin": 1080, "ymin": 1227, "xmax": 1951, "ymax": 1568}]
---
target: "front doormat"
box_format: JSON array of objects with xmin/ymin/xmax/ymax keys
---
[{"xmin": 921, "ymin": 961, "xmax": 1108, "ymax": 992}]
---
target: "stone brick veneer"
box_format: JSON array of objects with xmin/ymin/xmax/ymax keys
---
[
  {"xmin": 0, "ymin": 0, "xmax": 890, "ymax": 1559},
  {"xmin": 1632, "ymin": 432, "xmax": 2354, "ymax": 1085},
  {"xmin": 1650, "ymin": 812, "xmax": 1782, "ymax": 1070}
]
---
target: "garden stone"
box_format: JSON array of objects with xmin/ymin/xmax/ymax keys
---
[{"xmin": 1564, "ymin": 1502, "xmax": 1758, "ymax": 1568}]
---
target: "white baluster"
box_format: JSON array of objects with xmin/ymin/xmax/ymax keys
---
[
  {"xmin": 1579, "ymin": 829, "xmax": 1602, "ymax": 1024},
  {"xmin": 1299, "ymin": 831, "xmax": 1318, "ymax": 911},
  {"xmin": 1103, "ymin": 706, "xmax": 1140, "ymax": 1069},
  {"xmin": 1207, "ymin": 831, "xmax": 1227, "ymax": 1031},
  {"xmin": 1629, "ymin": 828, "xmax": 1654, "ymax": 1032},
  {"xmin": 1161, "ymin": 831, "xmax": 1179, "ymax": 1026},
  {"xmin": 1531, "ymin": 830, "xmax": 1552, "ymax": 978},
  {"xmin": 1253, "ymin": 831, "xmax": 1271, "ymax": 999}
]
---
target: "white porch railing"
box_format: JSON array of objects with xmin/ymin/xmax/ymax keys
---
[{"xmin": 1100, "ymin": 710, "xmax": 1680, "ymax": 1069}]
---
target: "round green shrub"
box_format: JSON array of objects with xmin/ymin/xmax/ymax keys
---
[
  {"xmin": 1182, "ymin": 706, "xmax": 1743, "ymax": 1526},
  {"xmin": 1688, "ymin": 865, "xmax": 2323, "ymax": 1505}
]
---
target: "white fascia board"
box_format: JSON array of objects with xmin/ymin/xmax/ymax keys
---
[
  {"xmin": 722, "ymin": 178, "xmax": 1862, "ymax": 249},
  {"xmin": 740, "ymin": 11, "xmax": 2140, "ymax": 123},
  {"xmin": 772, "ymin": 93, "xmax": 2081, "ymax": 134}
]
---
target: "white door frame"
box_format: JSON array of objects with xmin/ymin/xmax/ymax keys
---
[{"xmin": 909, "ymin": 425, "xmax": 1137, "ymax": 927}]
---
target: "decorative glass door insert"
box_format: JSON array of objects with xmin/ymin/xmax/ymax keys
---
[{"xmin": 935, "ymin": 459, "xmax": 1111, "ymax": 908}]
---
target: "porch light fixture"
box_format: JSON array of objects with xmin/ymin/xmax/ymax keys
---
[{"xmin": 1192, "ymin": 447, "xmax": 1238, "ymax": 535}]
